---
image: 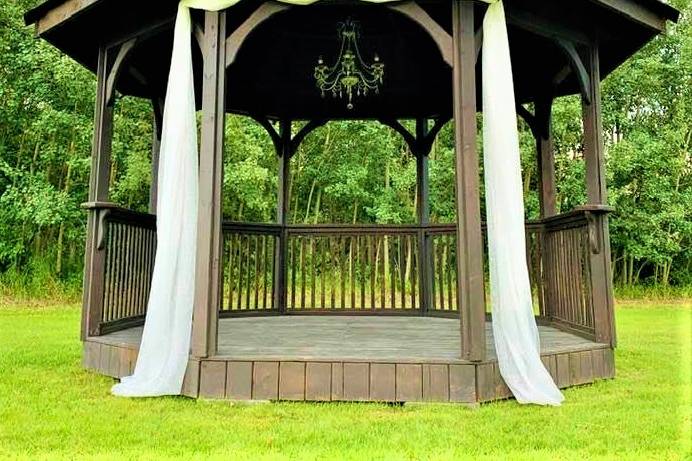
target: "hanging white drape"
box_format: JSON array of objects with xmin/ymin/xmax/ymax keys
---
[
  {"xmin": 481, "ymin": 1, "xmax": 563, "ymax": 405},
  {"xmin": 113, "ymin": 0, "xmax": 563, "ymax": 405},
  {"xmin": 111, "ymin": 5, "xmax": 199, "ymax": 397}
]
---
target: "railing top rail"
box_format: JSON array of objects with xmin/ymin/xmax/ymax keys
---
[
  {"xmin": 222, "ymin": 221, "xmax": 282, "ymax": 235},
  {"xmin": 82, "ymin": 201, "xmax": 156, "ymax": 228}
]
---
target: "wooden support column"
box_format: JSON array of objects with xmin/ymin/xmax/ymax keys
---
[
  {"xmin": 275, "ymin": 119, "xmax": 291, "ymax": 313},
  {"xmin": 415, "ymin": 119, "xmax": 433, "ymax": 315},
  {"xmin": 81, "ymin": 46, "xmax": 114, "ymax": 339},
  {"xmin": 581, "ymin": 43, "xmax": 616, "ymax": 346},
  {"xmin": 191, "ymin": 11, "xmax": 226, "ymax": 358},
  {"xmin": 452, "ymin": 0, "xmax": 486, "ymax": 362},
  {"xmin": 535, "ymin": 95, "xmax": 557, "ymax": 218}
]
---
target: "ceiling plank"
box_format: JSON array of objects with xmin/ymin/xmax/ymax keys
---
[{"xmin": 35, "ymin": 0, "xmax": 100, "ymax": 36}]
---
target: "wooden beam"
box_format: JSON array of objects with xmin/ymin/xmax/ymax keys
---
[
  {"xmin": 193, "ymin": 23, "xmax": 205, "ymax": 52},
  {"xmin": 474, "ymin": 28, "xmax": 483, "ymax": 63},
  {"xmin": 191, "ymin": 11, "xmax": 227, "ymax": 359},
  {"xmin": 505, "ymin": 6, "xmax": 590, "ymax": 45},
  {"xmin": 581, "ymin": 44, "xmax": 616, "ymax": 347},
  {"xmin": 226, "ymin": 2, "xmax": 290, "ymax": 67},
  {"xmin": 388, "ymin": 2, "xmax": 453, "ymax": 67},
  {"xmin": 251, "ymin": 115, "xmax": 282, "ymax": 153},
  {"xmin": 289, "ymin": 119, "xmax": 327, "ymax": 158},
  {"xmin": 82, "ymin": 46, "xmax": 114, "ymax": 339},
  {"xmin": 378, "ymin": 119, "xmax": 417, "ymax": 152},
  {"xmin": 34, "ymin": 0, "xmax": 100, "ymax": 36},
  {"xmin": 452, "ymin": 0, "xmax": 485, "ymax": 362},
  {"xmin": 274, "ymin": 120, "xmax": 291, "ymax": 314},
  {"xmin": 555, "ymin": 39, "xmax": 591, "ymax": 104},
  {"xmin": 535, "ymin": 96, "xmax": 557, "ymax": 218},
  {"xmin": 105, "ymin": 38, "xmax": 137, "ymax": 107},
  {"xmin": 516, "ymin": 104, "xmax": 538, "ymax": 136},
  {"xmin": 589, "ymin": 0, "xmax": 667, "ymax": 31},
  {"xmin": 415, "ymin": 119, "xmax": 433, "ymax": 316}
]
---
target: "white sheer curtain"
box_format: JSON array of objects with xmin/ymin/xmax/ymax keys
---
[
  {"xmin": 113, "ymin": 0, "xmax": 563, "ymax": 405},
  {"xmin": 481, "ymin": 1, "xmax": 563, "ymax": 405},
  {"xmin": 111, "ymin": 5, "xmax": 199, "ymax": 397}
]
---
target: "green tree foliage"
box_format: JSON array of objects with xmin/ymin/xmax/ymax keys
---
[{"xmin": 0, "ymin": 0, "xmax": 690, "ymax": 294}]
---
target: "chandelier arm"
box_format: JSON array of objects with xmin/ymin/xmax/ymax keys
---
[{"xmin": 352, "ymin": 39, "xmax": 376, "ymax": 72}]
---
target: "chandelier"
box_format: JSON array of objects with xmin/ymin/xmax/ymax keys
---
[{"xmin": 314, "ymin": 19, "xmax": 385, "ymax": 110}]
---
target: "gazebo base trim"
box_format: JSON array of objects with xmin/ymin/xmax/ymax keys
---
[{"xmin": 82, "ymin": 317, "xmax": 614, "ymax": 403}]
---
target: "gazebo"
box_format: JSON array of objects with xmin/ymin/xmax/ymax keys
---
[{"xmin": 25, "ymin": 0, "xmax": 678, "ymax": 402}]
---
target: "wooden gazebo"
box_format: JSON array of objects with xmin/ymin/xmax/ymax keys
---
[{"xmin": 26, "ymin": 0, "xmax": 678, "ymax": 402}]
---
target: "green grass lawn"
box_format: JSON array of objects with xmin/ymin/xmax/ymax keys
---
[{"xmin": 0, "ymin": 302, "xmax": 690, "ymax": 460}]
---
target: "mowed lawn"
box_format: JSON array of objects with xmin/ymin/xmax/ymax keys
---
[{"xmin": 0, "ymin": 302, "xmax": 689, "ymax": 461}]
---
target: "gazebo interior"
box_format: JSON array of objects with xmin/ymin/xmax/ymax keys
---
[{"xmin": 25, "ymin": 0, "xmax": 678, "ymax": 402}]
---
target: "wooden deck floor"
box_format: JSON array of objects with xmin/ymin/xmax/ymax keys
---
[
  {"xmin": 85, "ymin": 316, "xmax": 614, "ymax": 403},
  {"xmin": 94, "ymin": 316, "xmax": 602, "ymax": 364}
]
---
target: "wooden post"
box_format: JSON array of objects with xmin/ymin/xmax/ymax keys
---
[
  {"xmin": 415, "ymin": 118, "xmax": 433, "ymax": 315},
  {"xmin": 149, "ymin": 99, "xmax": 162, "ymax": 215},
  {"xmin": 452, "ymin": 0, "xmax": 486, "ymax": 362},
  {"xmin": 191, "ymin": 11, "xmax": 226, "ymax": 358},
  {"xmin": 81, "ymin": 45, "xmax": 114, "ymax": 339},
  {"xmin": 581, "ymin": 43, "xmax": 616, "ymax": 346},
  {"xmin": 274, "ymin": 119, "xmax": 291, "ymax": 313},
  {"xmin": 535, "ymin": 95, "xmax": 557, "ymax": 218}
]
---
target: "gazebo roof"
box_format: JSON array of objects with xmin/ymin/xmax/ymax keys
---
[{"xmin": 25, "ymin": 0, "xmax": 679, "ymax": 120}]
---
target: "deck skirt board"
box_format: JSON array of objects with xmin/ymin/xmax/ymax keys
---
[{"xmin": 84, "ymin": 316, "xmax": 613, "ymax": 403}]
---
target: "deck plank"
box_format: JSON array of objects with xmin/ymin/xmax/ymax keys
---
[{"xmin": 94, "ymin": 316, "xmax": 605, "ymax": 364}]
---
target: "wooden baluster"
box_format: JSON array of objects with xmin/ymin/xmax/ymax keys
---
[
  {"xmin": 399, "ymin": 235, "xmax": 406, "ymax": 309},
  {"xmin": 127, "ymin": 225, "xmax": 135, "ymax": 319},
  {"xmin": 298, "ymin": 236, "xmax": 304, "ymax": 309},
  {"xmin": 271, "ymin": 234, "xmax": 277, "ymax": 310},
  {"xmin": 226, "ymin": 233, "xmax": 234, "ymax": 311},
  {"xmin": 429, "ymin": 236, "xmax": 437, "ymax": 311},
  {"xmin": 319, "ymin": 238, "xmax": 325, "ymax": 309},
  {"xmin": 103, "ymin": 223, "xmax": 113, "ymax": 323},
  {"xmin": 310, "ymin": 236, "xmax": 317, "ymax": 309},
  {"xmin": 447, "ymin": 236, "xmax": 453, "ymax": 312},
  {"xmin": 340, "ymin": 236, "xmax": 346, "ymax": 309},
  {"xmin": 329, "ymin": 235, "xmax": 337, "ymax": 309},
  {"xmin": 370, "ymin": 235, "xmax": 376, "ymax": 309},
  {"xmin": 133, "ymin": 225, "xmax": 141, "ymax": 317},
  {"xmin": 411, "ymin": 235, "xmax": 417, "ymax": 310},
  {"xmin": 387, "ymin": 236, "xmax": 394, "ymax": 309},
  {"xmin": 350, "ymin": 236, "xmax": 356, "ymax": 309},
  {"xmin": 290, "ymin": 236, "xmax": 296, "ymax": 310},
  {"xmin": 236, "ymin": 234, "xmax": 244, "ymax": 310},
  {"xmin": 358, "ymin": 235, "xmax": 368, "ymax": 309},
  {"xmin": 113, "ymin": 224, "xmax": 122, "ymax": 322},
  {"xmin": 262, "ymin": 234, "xmax": 269, "ymax": 310},
  {"xmin": 245, "ymin": 234, "xmax": 252, "ymax": 310}
]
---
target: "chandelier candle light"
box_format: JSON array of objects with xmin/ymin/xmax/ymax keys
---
[{"xmin": 314, "ymin": 19, "xmax": 384, "ymax": 109}]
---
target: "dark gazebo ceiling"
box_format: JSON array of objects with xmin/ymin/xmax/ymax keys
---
[{"xmin": 25, "ymin": 0, "xmax": 679, "ymax": 120}]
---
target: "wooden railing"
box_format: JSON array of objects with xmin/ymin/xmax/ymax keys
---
[
  {"xmin": 285, "ymin": 225, "xmax": 421, "ymax": 312},
  {"xmin": 221, "ymin": 222, "xmax": 280, "ymax": 313},
  {"xmin": 540, "ymin": 210, "xmax": 598, "ymax": 338},
  {"xmin": 426, "ymin": 225, "xmax": 458, "ymax": 314},
  {"xmin": 99, "ymin": 206, "xmax": 157, "ymax": 333},
  {"xmin": 220, "ymin": 222, "xmax": 546, "ymax": 317},
  {"xmin": 83, "ymin": 206, "xmax": 606, "ymax": 341}
]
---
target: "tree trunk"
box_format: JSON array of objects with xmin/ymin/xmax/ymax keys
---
[
  {"xmin": 56, "ymin": 156, "xmax": 73, "ymax": 275},
  {"xmin": 313, "ymin": 189, "xmax": 321, "ymax": 224},
  {"xmin": 304, "ymin": 178, "xmax": 317, "ymax": 223}
]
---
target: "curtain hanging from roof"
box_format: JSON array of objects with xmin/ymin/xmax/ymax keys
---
[{"xmin": 112, "ymin": 0, "xmax": 563, "ymax": 405}]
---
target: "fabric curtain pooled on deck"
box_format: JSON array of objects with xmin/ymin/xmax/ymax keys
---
[{"xmin": 112, "ymin": 0, "xmax": 563, "ymax": 405}]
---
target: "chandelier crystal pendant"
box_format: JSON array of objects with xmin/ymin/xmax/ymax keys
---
[{"xmin": 314, "ymin": 19, "xmax": 385, "ymax": 110}]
